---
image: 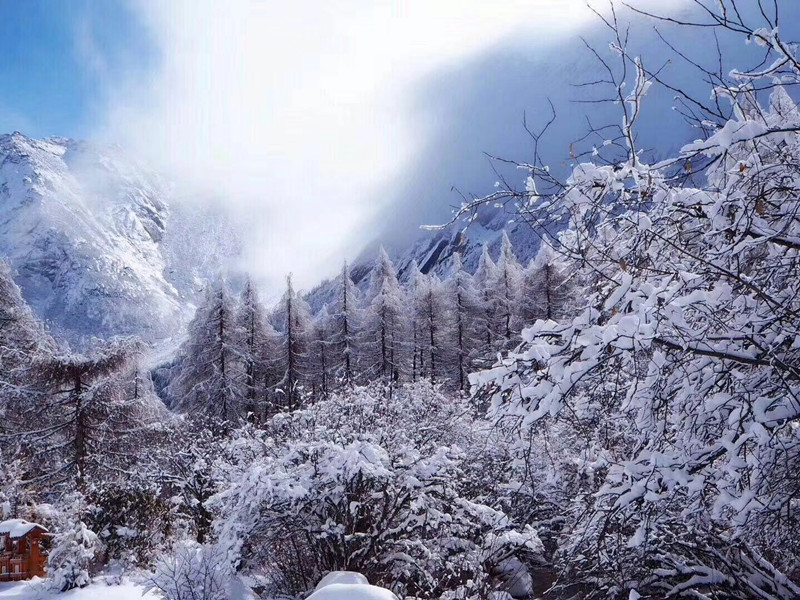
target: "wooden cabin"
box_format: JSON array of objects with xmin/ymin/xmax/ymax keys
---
[{"xmin": 0, "ymin": 519, "xmax": 48, "ymax": 581}]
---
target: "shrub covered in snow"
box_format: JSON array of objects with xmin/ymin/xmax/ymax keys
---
[
  {"xmin": 85, "ymin": 482, "xmax": 175, "ymax": 569},
  {"xmin": 47, "ymin": 519, "xmax": 103, "ymax": 592},
  {"xmin": 145, "ymin": 541, "xmax": 233, "ymax": 600},
  {"xmin": 212, "ymin": 381, "xmax": 543, "ymax": 598}
]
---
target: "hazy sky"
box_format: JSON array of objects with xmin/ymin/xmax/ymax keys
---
[
  {"xmin": 100, "ymin": 0, "xmax": 610, "ymax": 290},
  {"xmin": 2, "ymin": 0, "xmax": 788, "ymax": 291}
]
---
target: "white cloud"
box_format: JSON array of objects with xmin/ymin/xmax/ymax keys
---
[{"xmin": 95, "ymin": 0, "xmax": 663, "ymax": 291}]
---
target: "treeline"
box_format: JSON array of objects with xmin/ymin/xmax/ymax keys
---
[{"xmin": 165, "ymin": 232, "xmax": 574, "ymax": 422}]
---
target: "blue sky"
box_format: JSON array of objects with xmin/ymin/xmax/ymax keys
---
[{"xmin": 0, "ymin": 0, "xmax": 155, "ymax": 138}]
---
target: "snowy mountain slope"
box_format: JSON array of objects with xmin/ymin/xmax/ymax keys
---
[
  {"xmin": 0, "ymin": 132, "xmax": 236, "ymax": 346},
  {"xmin": 324, "ymin": 2, "xmax": 800, "ymax": 306},
  {"xmin": 305, "ymin": 204, "xmax": 541, "ymax": 312}
]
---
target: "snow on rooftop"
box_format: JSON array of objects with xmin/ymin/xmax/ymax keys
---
[{"xmin": 0, "ymin": 519, "xmax": 47, "ymax": 538}]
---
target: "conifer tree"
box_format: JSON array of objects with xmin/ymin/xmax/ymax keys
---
[
  {"xmin": 470, "ymin": 244, "xmax": 498, "ymax": 368},
  {"xmin": 272, "ymin": 274, "xmax": 312, "ymax": 411},
  {"xmin": 362, "ymin": 248, "xmax": 407, "ymax": 382},
  {"xmin": 519, "ymin": 244, "xmax": 573, "ymax": 324},
  {"xmin": 171, "ymin": 281, "xmax": 244, "ymax": 423},
  {"xmin": 0, "ymin": 260, "xmax": 54, "ymax": 416},
  {"xmin": 47, "ymin": 516, "xmax": 102, "ymax": 591},
  {"xmin": 412, "ymin": 270, "xmax": 449, "ymax": 383},
  {"xmin": 491, "ymin": 231, "xmax": 522, "ymax": 346},
  {"xmin": 235, "ymin": 278, "xmax": 277, "ymax": 419},
  {"xmin": 309, "ymin": 305, "xmax": 333, "ymax": 398},
  {"xmin": 407, "ymin": 261, "xmax": 425, "ymax": 382},
  {"xmin": 32, "ymin": 338, "xmax": 144, "ymax": 491},
  {"xmin": 1, "ymin": 262, "xmax": 156, "ymax": 497},
  {"xmin": 444, "ymin": 253, "xmax": 478, "ymax": 391},
  {"xmin": 329, "ymin": 262, "xmax": 361, "ymax": 386}
]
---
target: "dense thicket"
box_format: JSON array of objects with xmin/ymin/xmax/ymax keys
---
[
  {"xmin": 212, "ymin": 381, "xmax": 544, "ymax": 599},
  {"xmin": 470, "ymin": 5, "xmax": 800, "ymax": 598}
]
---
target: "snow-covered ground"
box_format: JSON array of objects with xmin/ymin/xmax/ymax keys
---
[
  {"xmin": 0, "ymin": 579, "xmax": 158, "ymax": 600},
  {"xmin": 0, "ymin": 572, "xmax": 397, "ymax": 600}
]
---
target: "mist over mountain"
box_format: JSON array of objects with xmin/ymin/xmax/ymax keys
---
[
  {"xmin": 309, "ymin": 5, "xmax": 800, "ymax": 306},
  {"xmin": 4, "ymin": 2, "xmax": 799, "ymax": 345},
  {"xmin": 0, "ymin": 132, "xmax": 239, "ymax": 346},
  {"xmin": 370, "ymin": 2, "xmax": 799, "ymax": 249}
]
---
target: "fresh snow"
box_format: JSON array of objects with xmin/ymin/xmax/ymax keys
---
[
  {"xmin": 0, "ymin": 133, "xmax": 239, "ymax": 346},
  {"xmin": 308, "ymin": 579, "xmax": 397, "ymax": 600},
  {"xmin": 0, "ymin": 579, "xmax": 158, "ymax": 600},
  {"xmin": 307, "ymin": 583, "xmax": 398, "ymax": 600},
  {"xmin": 0, "ymin": 520, "xmax": 46, "ymax": 539},
  {"xmin": 315, "ymin": 571, "xmax": 370, "ymax": 589}
]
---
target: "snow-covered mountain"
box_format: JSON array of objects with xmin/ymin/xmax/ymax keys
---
[
  {"xmin": 394, "ymin": 206, "xmax": 541, "ymax": 279},
  {"xmin": 1, "ymin": 130, "xmax": 516, "ymax": 346},
  {"xmin": 306, "ymin": 203, "xmax": 540, "ymax": 312},
  {"xmin": 0, "ymin": 132, "xmax": 237, "ymax": 346}
]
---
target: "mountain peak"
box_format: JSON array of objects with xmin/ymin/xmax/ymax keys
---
[{"xmin": 0, "ymin": 133, "xmax": 232, "ymax": 348}]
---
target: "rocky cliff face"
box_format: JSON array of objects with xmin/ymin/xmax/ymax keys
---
[{"xmin": 0, "ymin": 133, "xmax": 235, "ymax": 346}]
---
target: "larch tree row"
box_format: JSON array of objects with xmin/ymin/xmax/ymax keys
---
[{"xmin": 170, "ymin": 232, "xmax": 575, "ymax": 423}]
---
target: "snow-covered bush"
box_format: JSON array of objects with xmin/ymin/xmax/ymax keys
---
[
  {"xmin": 47, "ymin": 519, "xmax": 104, "ymax": 591},
  {"xmin": 156, "ymin": 423, "xmax": 225, "ymax": 545},
  {"xmin": 145, "ymin": 541, "xmax": 233, "ymax": 600},
  {"xmin": 472, "ymin": 36, "xmax": 800, "ymax": 600},
  {"xmin": 85, "ymin": 482, "xmax": 175, "ymax": 568},
  {"xmin": 213, "ymin": 381, "xmax": 543, "ymax": 598}
]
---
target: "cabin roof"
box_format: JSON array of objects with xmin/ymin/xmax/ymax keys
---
[{"xmin": 0, "ymin": 519, "xmax": 48, "ymax": 538}]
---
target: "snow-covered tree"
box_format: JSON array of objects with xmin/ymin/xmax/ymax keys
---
[
  {"xmin": 361, "ymin": 248, "xmax": 407, "ymax": 382},
  {"xmin": 0, "ymin": 259, "xmax": 53, "ymax": 372},
  {"xmin": 443, "ymin": 252, "xmax": 480, "ymax": 391},
  {"xmin": 47, "ymin": 516, "xmax": 103, "ymax": 591},
  {"xmin": 410, "ymin": 269, "xmax": 450, "ymax": 383},
  {"xmin": 0, "ymin": 261, "xmax": 57, "ymax": 506},
  {"xmin": 146, "ymin": 541, "xmax": 233, "ymax": 600},
  {"xmin": 470, "ymin": 244, "xmax": 498, "ymax": 369},
  {"xmin": 308, "ymin": 304, "xmax": 334, "ymax": 397},
  {"xmin": 519, "ymin": 244, "xmax": 574, "ymax": 324},
  {"xmin": 329, "ymin": 262, "xmax": 362, "ymax": 386},
  {"xmin": 271, "ymin": 274, "xmax": 312, "ymax": 411},
  {"xmin": 172, "ymin": 281, "xmax": 244, "ymax": 423},
  {"xmin": 156, "ymin": 424, "xmax": 224, "ymax": 545},
  {"xmin": 491, "ymin": 232, "xmax": 523, "ymax": 346},
  {"xmin": 29, "ymin": 338, "xmax": 144, "ymax": 491},
  {"xmin": 85, "ymin": 480, "xmax": 174, "ymax": 569},
  {"xmin": 235, "ymin": 278, "xmax": 277, "ymax": 420},
  {"xmin": 0, "ymin": 260, "xmax": 55, "ymax": 431},
  {"xmin": 472, "ymin": 39, "xmax": 800, "ymax": 599},
  {"xmin": 407, "ymin": 261, "xmax": 426, "ymax": 381}
]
